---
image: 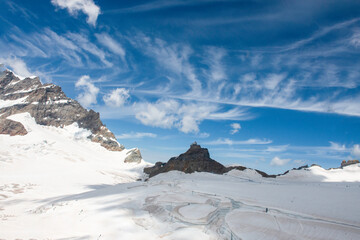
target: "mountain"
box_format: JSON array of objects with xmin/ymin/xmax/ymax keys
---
[
  {"xmin": 0, "ymin": 69, "xmax": 125, "ymax": 152},
  {"xmin": 144, "ymin": 142, "xmax": 294, "ymax": 178},
  {"xmin": 1, "ymin": 70, "xmax": 360, "ymax": 239}
]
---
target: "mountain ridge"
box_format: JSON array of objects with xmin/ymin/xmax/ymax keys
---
[{"xmin": 0, "ymin": 69, "xmax": 125, "ymax": 152}]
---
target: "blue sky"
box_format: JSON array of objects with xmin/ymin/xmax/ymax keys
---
[{"xmin": 1, "ymin": 0, "xmax": 360, "ymax": 173}]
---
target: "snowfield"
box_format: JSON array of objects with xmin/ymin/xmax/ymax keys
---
[{"xmin": 1, "ymin": 113, "xmax": 360, "ymax": 239}]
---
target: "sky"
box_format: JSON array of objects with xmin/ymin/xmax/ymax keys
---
[{"xmin": 1, "ymin": 0, "xmax": 360, "ymax": 173}]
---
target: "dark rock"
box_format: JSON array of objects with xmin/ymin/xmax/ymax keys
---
[{"xmin": 144, "ymin": 142, "xmax": 227, "ymax": 178}]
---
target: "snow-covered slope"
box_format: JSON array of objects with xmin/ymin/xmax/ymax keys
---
[
  {"xmin": 278, "ymin": 164, "xmax": 360, "ymax": 182},
  {"xmin": 1, "ymin": 114, "xmax": 359, "ymax": 240}
]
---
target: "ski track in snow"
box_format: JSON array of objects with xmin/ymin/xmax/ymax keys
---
[{"xmin": 0, "ymin": 113, "xmax": 360, "ymax": 239}]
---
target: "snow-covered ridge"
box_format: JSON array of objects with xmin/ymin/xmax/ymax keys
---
[
  {"xmin": 225, "ymin": 163, "xmax": 360, "ymax": 182},
  {"xmin": 4, "ymin": 68, "xmax": 37, "ymax": 81}
]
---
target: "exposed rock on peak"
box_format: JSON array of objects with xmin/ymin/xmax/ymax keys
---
[
  {"xmin": 0, "ymin": 70, "xmax": 124, "ymax": 152},
  {"xmin": 341, "ymin": 160, "xmax": 359, "ymax": 167},
  {"xmin": 144, "ymin": 142, "xmax": 227, "ymax": 178}
]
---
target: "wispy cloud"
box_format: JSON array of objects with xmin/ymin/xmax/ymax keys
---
[
  {"xmin": 275, "ymin": 17, "xmax": 360, "ymax": 52},
  {"xmin": 116, "ymin": 132, "xmax": 157, "ymax": 139},
  {"xmin": 95, "ymin": 33, "xmax": 126, "ymax": 60},
  {"xmin": 66, "ymin": 32, "xmax": 112, "ymax": 67},
  {"xmin": 265, "ymin": 145, "xmax": 289, "ymax": 152},
  {"xmin": 129, "ymin": 33, "xmax": 202, "ymax": 95},
  {"xmin": 230, "ymin": 123, "xmax": 241, "ymax": 134},
  {"xmin": 0, "ymin": 27, "xmax": 115, "ymax": 69},
  {"xmin": 352, "ymin": 144, "xmax": 360, "ymax": 159},
  {"xmin": 105, "ymin": 0, "xmax": 235, "ymax": 14},
  {"xmin": 51, "ymin": 0, "xmax": 101, "ymax": 26},
  {"xmin": 329, "ymin": 141, "xmax": 346, "ymax": 151},
  {"xmin": 205, "ymin": 138, "xmax": 272, "ymax": 145}
]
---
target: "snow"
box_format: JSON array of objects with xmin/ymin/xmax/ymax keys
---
[
  {"xmin": 0, "ymin": 96, "xmax": 28, "ymax": 109},
  {"xmin": 226, "ymin": 168, "xmax": 263, "ymax": 180},
  {"xmin": 279, "ymin": 164, "xmax": 360, "ymax": 182},
  {"xmin": 4, "ymin": 87, "xmax": 38, "ymax": 95},
  {"xmin": 1, "ymin": 114, "xmax": 360, "ymax": 239},
  {"xmin": 178, "ymin": 204, "xmax": 216, "ymax": 220},
  {"xmin": 226, "ymin": 209, "xmax": 360, "ymax": 240},
  {"xmin": 45, "ymin": 99, "xmax": 71, "ymax": 104}
]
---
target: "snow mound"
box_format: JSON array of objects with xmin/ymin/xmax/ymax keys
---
[{"xmin": 279, "ymin": 164, "xmax": 360, "ymax": 182}]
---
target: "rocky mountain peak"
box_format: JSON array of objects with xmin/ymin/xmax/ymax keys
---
[
  {"xmin": 144, "ymin": 142, "xmax": 227, "ymax": 177},
  {"xmin": 185, "ymin": 141, "xmax": 210, "ymax": 158},
  {"xmin": 0, "ymin": 70, "xmax": 124, "ymax": 152}
]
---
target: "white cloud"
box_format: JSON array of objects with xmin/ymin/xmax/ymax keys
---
[
  {"xmin": 230, "ymin": 123, "xmax": 241, "ymax": 134},
  {"xmin": 271, "ymin": 156, "xmax": 291, "ymax": 166},
  {"xmin": 103, "ymin": 88, "xmax": 130, "ymax": 107},
  {"xmin": 75, "ymin": 75, "xmax": 99, "ymax": 108},
  {"xmin": 51, "ymin": 0, "xmax": 101, "ymax": 26},
  {"xmin": 95, "ymin": 33, "xmax": 126, "ymax": 60},
  {"xmin": 116, "ymin": 132, "xmax": 157, "ymax": 139},
  {"xmin": 0, "ymin": 56, "xmax": 33, "ymax": 79},
  {"xmin": 206, "ymin": 138, "xmax": 272, "ymax": 145},
  {"xmin": 329, "ymin": 141, "xmax": 346, "ymax": 151},
  {"xmin": 135, "ymin": 99, "xmax": 218, "ymax": 133},
  {"xmin": 352, "ymin": 144, "xmax": 360, "ymax": 159},
  {"xmin": 263, "ymin": 73, "xmax": 286, "ymax": 90},
  {"xmin": 135, "ymin": 99, "xmax": 179, "ymax": 130}
]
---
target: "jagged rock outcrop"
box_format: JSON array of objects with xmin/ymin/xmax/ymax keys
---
[
  {"xmin": 144, "ymin": 142, "xmax": 310, "ymax": 178},
  {"xmin": 0, "ymin": 70, "xmax": 124, "ymax": 151},
  {"xmin": 124, "ymin": 148, "xmax": 142, "ymax": 163},
  {"xmin": 144, "ymin": 142, "xmax": 227, "ymax": 177}
]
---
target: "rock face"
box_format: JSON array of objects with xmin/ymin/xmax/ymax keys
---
[
  {"xmin": 144, "ymin": 142, "xmax": 227, "ymax": 177},
  {"xmin": 0, "ymin": 70, "xmax": 124, "ymax": 152},
  {"xmin": 124, "ymin": 148, "xmax": 142, "ymax": 163},
  {"xmin": 0, "ymin": 119, "xmax": 27, "ymax": 136}
]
